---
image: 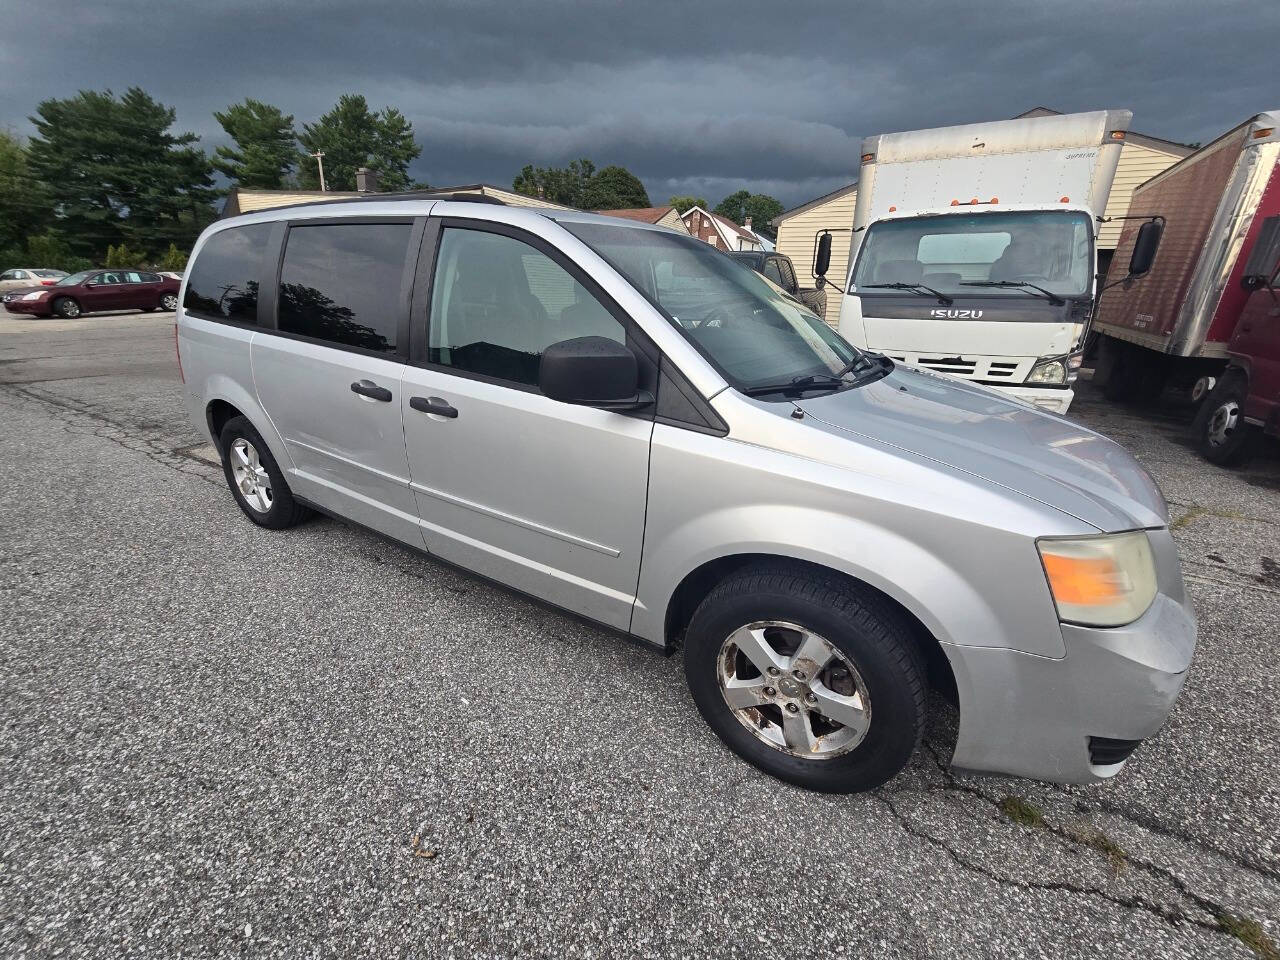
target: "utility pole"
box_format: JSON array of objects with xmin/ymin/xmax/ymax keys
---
[{"xmin": 310, "ymin": 151, "xmax": 327, "ymax": 192}]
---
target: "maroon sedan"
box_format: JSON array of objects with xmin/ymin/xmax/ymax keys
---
[{"xmin": 2, "ymin": 269, "xmax": 181, "ymax": 318}]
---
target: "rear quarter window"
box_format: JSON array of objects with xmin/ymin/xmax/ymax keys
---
[{"xmin": 184, "ymin": 223, "xmax": 271, "ymax": 323}]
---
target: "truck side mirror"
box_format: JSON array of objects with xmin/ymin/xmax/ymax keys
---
[
  {"xmin": 814, "ymin": 232, "xmax": 832, "ymax": 280},
  {"xmin": 1128, "ymin": 219, "xmax": 1163, "ymax": 278}
]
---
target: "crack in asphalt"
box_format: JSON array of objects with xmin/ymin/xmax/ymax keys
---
[
  {"xmin": 0, "ymin": 383, "xmax": 224, "ymax": 491},
  {"xmin": 883, "ymin": 743, "xmax": 1280, "ymax": 955}
]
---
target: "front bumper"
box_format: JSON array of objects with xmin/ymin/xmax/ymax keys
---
[
  {"xmin": 940, "ymin": 528, "xmax": 1196, "ymax": 783},
  {"xmin": 2, "ymin": 298, "xmax": 49, "ymax": 314}
]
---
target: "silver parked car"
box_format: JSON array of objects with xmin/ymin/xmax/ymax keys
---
[{"xmin": 177, "ymin": 197, "xmax": 1195, "ymax": 792}]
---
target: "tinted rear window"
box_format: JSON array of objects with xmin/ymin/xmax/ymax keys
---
[
  {"xmin": 184, "ymin": 224, "xmax": 270, "ymax": 323},
  {"xmin": 277, "ymin": 222, "xmax": 411, "ymax": 354}
]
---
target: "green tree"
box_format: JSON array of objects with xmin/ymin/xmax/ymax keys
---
[
  {"xmin": 212, "ymin": 99, "xmax": 297, "ymax": 188},
  {"xmin": 159, "ymin": 243, "xmax": 188, "ymax": 272},
  {"xmin": 297, "ymin": 94, "xmax": 424, "ymax": 192},
  {"xmin": 0, "ymin": 232, "xmax": 90, "ymax": 273},
  {"xmin": 26, "ymin": 88, "xmax": 219, "ymax": 259},
  {"xmin": 512, "ymin": 158, "xmax": 596, "ymax": 206},
  {"xmin": 668, "ymin": 195, "xmax": 707, "ymax": 214},
  {"xmin": 0, "ymin": 130, "xmax": 48, "ymax": 253},
  {"xmin": 105, "ymin": 242, "xmax": 146, "ymax": 267},
  {"xmin": 580, "ymin": 165, "xmax": 650, "ymax": 210},
  {"xmin": 713, "ymin": 190, "xmax": 784, "ymax": 239}
]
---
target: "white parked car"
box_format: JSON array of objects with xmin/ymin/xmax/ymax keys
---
[{"xmin": 0, "ymin": 268, "xmax": 68, "ymax": 294}]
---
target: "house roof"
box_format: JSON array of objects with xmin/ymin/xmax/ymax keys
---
[
  {"xmin": 593, "ymin": 206, "xmax": 675, "ymax": 223},
  {"xmin": 221, "ymin": 182, "xmax": 574, "ymax": 218}
]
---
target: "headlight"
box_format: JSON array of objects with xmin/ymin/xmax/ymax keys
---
[
  {"xmin": 1037, "ymin": 531, "xmax": 1157, "ymax": 627},
  {"xmin": 1026, "ymin": 358, "xmax": 1067, "ymax": 384},
  {"xmin": 21, "ymin": 291, "xmax": 48, "ymax": 301}
]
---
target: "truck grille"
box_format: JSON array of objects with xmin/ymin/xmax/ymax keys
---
[{"xmin": 887, "ymin": 354, "xmax": 1033, "ymax": 384}]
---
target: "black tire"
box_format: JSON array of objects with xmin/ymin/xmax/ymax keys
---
[
  {"xmin": 159, "ymin": 292, "xmax": 179, "ymax": 311},
  {"xmin": 53, "ymin": 297, "xmax": 81, "ymax": 319},
  {"xmin": 218, "ymin": 415, "xmax": 311, "ymax": 529},
  {"xmin": 1193, "ymin": 373, "xmax": 1257, "ymax": 466},
  {"xmin": 684, "ymin": 562, "xmax": 926, "ymax": 793},
  {"xmin": 1100, "ymin": 338, "xmax": 1166, "ymax": 403}
]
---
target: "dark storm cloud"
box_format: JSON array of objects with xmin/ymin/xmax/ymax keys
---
[{"xmin": 1, "ymin": 0, "xmax": 1275, "ymax": 208}]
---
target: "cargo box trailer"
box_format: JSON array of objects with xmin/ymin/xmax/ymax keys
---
[{"xmin": 1092, "ymin": 111, "xmax": 1280, "ymax": 401}]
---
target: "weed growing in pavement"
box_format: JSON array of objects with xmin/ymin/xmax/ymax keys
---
[
  {"xmin": 997, "ymin": 795, "xmax": 1045, "ymax": 828},
  {"xmin": 1214, "ymin": 911, "xmax": 1279, "ymax": 960}
]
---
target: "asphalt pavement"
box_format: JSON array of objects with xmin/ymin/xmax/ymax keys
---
[{"xmin": 1, "ymin": 310, "xmax": 1277, "ymax": 958}]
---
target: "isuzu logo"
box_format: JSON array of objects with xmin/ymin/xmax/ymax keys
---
[{"xmin": 930, "ymin": 308, "xmax": 984, "ymax": 319}]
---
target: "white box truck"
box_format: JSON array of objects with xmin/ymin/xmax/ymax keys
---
[{"xmin": 820, "ymin": 110, "xmax": 1144, "ymax": 413}]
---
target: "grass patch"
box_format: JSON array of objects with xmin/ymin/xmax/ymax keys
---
[
  {"xmin": 1065, "ymin": 823, "xmax": 1128, "ymax": 870},
  {"xmin": 1215, "ymin": 912, "xmax": 1280, "ymax": 960},
  {"xmin": 998, "ymin": 795, "xmax": 1045, "ymax": 828},
  {"xmin": 1170, "ymin": 506, "xmax": 1207, "ymax": 530}
]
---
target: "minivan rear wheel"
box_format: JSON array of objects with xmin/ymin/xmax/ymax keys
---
[
  {"xmin": 684, "ymin": 563, "xmax": 926, "ymax": 792},
  {"xmin": 218, "ymin": 416, "xmax": 311, "ymax": 529}
]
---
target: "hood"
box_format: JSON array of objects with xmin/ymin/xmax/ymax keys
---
[{"xmin": 796, "ymin": 364, "xmax": 1168, "ymax": 532}]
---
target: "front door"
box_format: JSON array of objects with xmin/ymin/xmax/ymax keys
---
[
  {"xmin": 401, "ymin": 223, "xmax": 653, "ymax": 629},
  {"xmin": 84, "ymin": 272, "xmax": 129, "ymax": 310},
  {"xmin": 251, "ymin": 219, "xmax": 421, "ymax": 544}
]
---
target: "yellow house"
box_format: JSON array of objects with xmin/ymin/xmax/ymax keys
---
[
  {"xmin": 772, "ymin": 109, "xmax": 1193, "ymax": 324},
  {"xmin": 771, "ymin": 182, "xmax": 858, "ymax": 324}
]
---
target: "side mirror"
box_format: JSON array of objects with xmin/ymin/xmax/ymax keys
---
[
  {"xmin": 1128, "ymin": 219, "xmax": 1163, "ymax": 278},
  {"xmin": 539, "ymin": 337, "xmax": 650, "ymax": 410},
  {"xmin": 814, "ymin": 232, "xmax": 833, "ymax": 279}
]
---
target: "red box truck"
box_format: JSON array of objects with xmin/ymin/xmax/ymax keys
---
[
  {"xmin": 1092, "ymin": 111, "xmax": 1280, "ymax": 404},
  {"xmin": 1191, "ymin": 215, "xmax": 1280, "ymax": 463}
]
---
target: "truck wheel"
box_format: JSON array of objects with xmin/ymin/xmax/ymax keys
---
[
  {"xmin": 218, "ymin": 416, "xmax": 311, "ymax": 528},
  {"xmin": 1194, "ymin": 374, "xmax": 1256, "ymax": 467},
  {"xmin": 683, "ymin": 562, "xmax": 926, "ymax": 793}
]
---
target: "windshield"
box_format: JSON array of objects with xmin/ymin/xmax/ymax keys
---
[
  {"xmin": 56, "ymin": 271, "xmax": 95, "ymax": 286},
  {"xmin": 33, "ymin": 269, "xmax": 66, "ymax": 278},
  {"xmin": 851, "ymin": 210, "xmax": 1093, "ymax": 300},
  {"xmin": 562, "ymin": 221, "xmax": 860, "ymax": 392}
]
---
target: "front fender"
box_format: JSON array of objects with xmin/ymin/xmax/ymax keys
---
[{"xmin": 634, "ymin": 424, "xmax": 1076, "ymax": 659}]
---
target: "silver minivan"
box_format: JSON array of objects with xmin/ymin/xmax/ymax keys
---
[{"xmin": 177, "ymin": 197, "xmax": 1196, "ymax": 792}]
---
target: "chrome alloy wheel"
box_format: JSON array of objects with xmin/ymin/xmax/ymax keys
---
[
  {"xmin": 229, "ymin": 437, "xmax": 273, "ymax": 513},
  {"xmin": 160, "ymin": 292, "xmax": 178, "ymax": 311},
  {"xmin": 717, "ymin": 620, "xmax": 871, "ymax": 759},
  {"xmin": 1206, "ymin": 399, "xmax": 1240, "ymax": 448}
]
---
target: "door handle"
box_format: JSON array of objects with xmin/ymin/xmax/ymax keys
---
[
  {"xmin": 351, "ymin": 379, "xmax": 393, "ymax": 402},
  {"xmin": 409, "ymin": 395, "xmax": 459, "ymax": 419}
]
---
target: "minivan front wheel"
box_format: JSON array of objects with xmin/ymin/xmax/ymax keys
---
[
  {"xmin": 684, "ymin": 563, "xmax": 926, "ymax": 792},
  {"xmin": 218, "ymin": 416, "xmax": 310, "ymax": 529}
]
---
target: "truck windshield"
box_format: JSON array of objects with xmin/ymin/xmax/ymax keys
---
[
  {"xmin": 851, "ymin": 210, "xmax": 1093, "ymax": 301},
  {"xmin": 562, "ymin": 221, "xmax": 862, "ymax": 394}
]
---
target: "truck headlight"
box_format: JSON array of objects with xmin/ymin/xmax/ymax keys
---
[
  {"xmin": 1026, "ymin": 358, "xmax": 1067, "ymax": 385},
  {"xmin": 1037, "ymin": 531, "xmax": 1158, "ymax": 627},
  {"xmin": 21, "ymin": 291, "xmax": 48, "ymax": 301}
]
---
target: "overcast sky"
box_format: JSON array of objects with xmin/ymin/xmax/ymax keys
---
[{"xmin": 1, "ymin": 0, "xmax": 1276, "ymax": 209}]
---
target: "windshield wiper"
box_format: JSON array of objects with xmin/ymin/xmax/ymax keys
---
[
  {"xmin": 860, "ymin": 282, "xmax": 953, "ymax": 306},
  {"xmin": 959, "ymin": 280, "xmax": 1065, "ymax": 305},
  {"xmin": 742, "ymin": 375, "xmax": 844, "ymax": 398},
  {"xmin": 741, "ymin": 353, "xmax": 891, "ymax": 398}
]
